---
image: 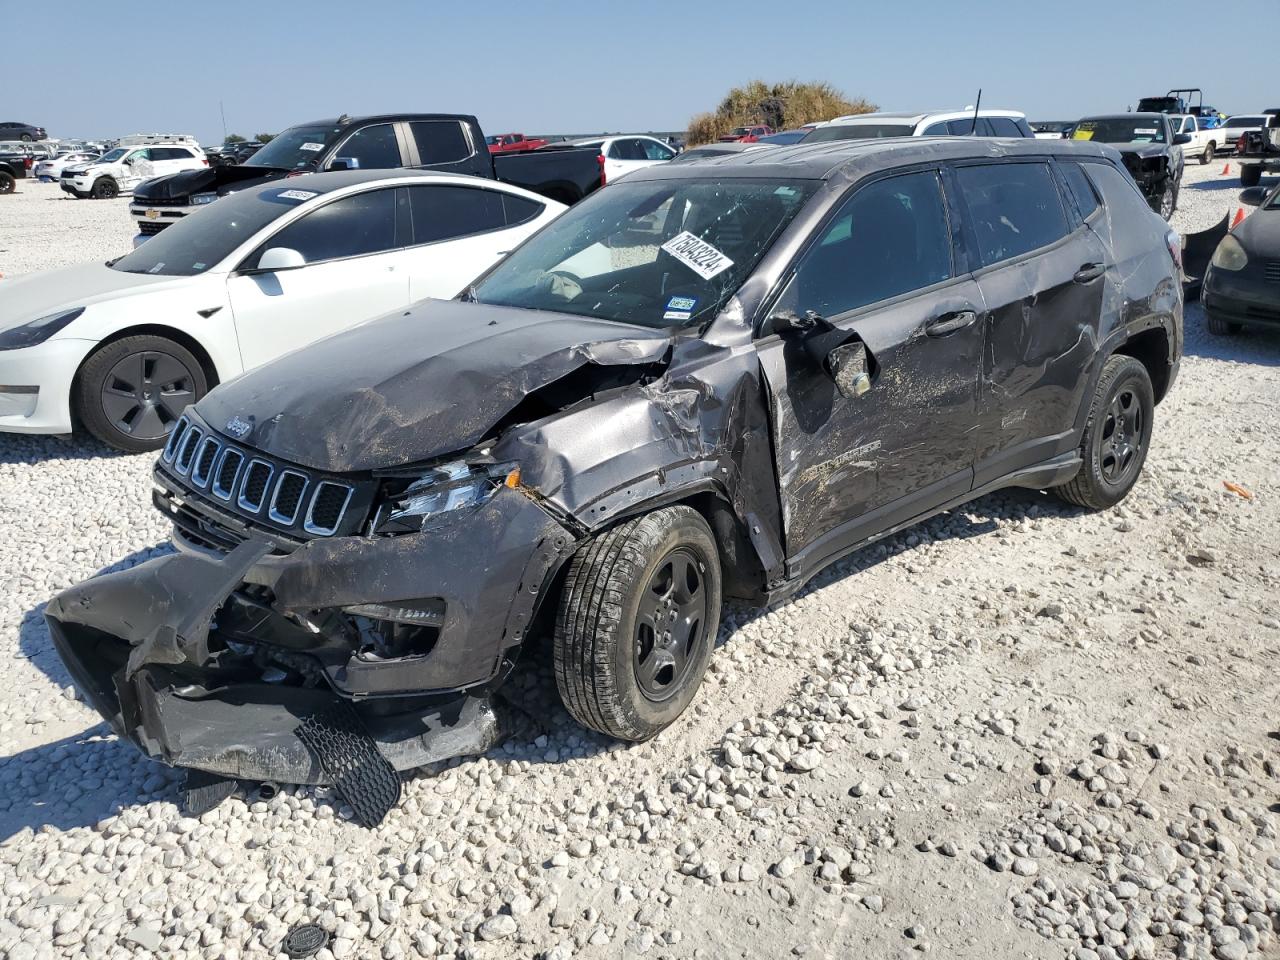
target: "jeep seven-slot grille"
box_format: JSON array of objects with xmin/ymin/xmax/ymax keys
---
[{"xmin": 160, "ymin": 417, "xmax": 357, "ymax": 538}]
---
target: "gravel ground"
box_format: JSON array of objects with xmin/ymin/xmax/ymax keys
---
[{"xmin": 0, "ymin": 161, "xmax": 1278, "ymax": 960}]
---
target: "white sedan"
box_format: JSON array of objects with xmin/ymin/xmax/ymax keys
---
[
  {"xmin": 33, "ymin": 151, "xmax": 101, "ymax": 181},
  {"xmin": 0, "ymin": 170, "xmax": 564, "ymax": 452}
]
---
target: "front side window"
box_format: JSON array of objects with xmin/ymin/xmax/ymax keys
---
[
  {"xmin": 784, "ymin": 171, "xmax": 953, "ymax": 319},
  {"xmin": 470, "ymin": 178, "xmax": 818, "ymax": 329},
  {"xmin": 410, "ymin": 121, "xmax": 472, "ymax": 166},
  {"xmin": 125, "ymin": 149, "xmax": 149, "ymax": 163},
  {"xmin": 331, "ymin": 123, "xmax": 401, "ymax": 170},
  {"xmin": 955, "ymin": 162, "xmax": 1069, "ymax": 267},
  {"xmin": 407, "ymin": 185, "xmax": 505, "ymax": 244},
  {"xmin": 252, "ymin": 189, "xmax": 399, "ymax": 266}
]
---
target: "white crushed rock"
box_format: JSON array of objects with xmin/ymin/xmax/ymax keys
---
[{"xmin": 0, "ymin": 152, "xmax": 1277, "ymax": 960}]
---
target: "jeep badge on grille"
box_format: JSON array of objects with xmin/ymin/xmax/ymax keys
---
[{"xmin": 226, "ymin": 416, "xmax": 253, "ymax": 440}]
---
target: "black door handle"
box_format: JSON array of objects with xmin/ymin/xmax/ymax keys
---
[
  {"xmin": 924, "ymin": 309, "xmax": 978, "ymax": 337},
  {"xmin": 1074, "ymin": 262, "xmax": 1106, "ymax": 283}
]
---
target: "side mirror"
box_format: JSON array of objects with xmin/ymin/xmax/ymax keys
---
[
  {"xmin": 827, "ymin": 341, "xmax": 872, "ymax": 399},
  {"xmin": 326, "ymin": 157, "xmax": 356, "ymax": 171},
  {"xmin": 768, "ymin": 310, "xmax": 831, "ymax": 337},
  {"xmin": 1173, "ymin": 134, "xmax": 1193, "ymax": 145},
  {"xmin": 1239, "ymin": 186, "xmax": 1268, "ymax": 207},
  {"xmin": 256, "ymin": 247, "xmax": 306, "ymax": 271}
]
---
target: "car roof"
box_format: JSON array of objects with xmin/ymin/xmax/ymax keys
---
[
  {"xmin": 1082, "ymin": 113, "xmax": 1165, "ymax": 121},
  {"xmin": 626, "ymin": 137, "xmax": 1119, "ymax": 184},
  {"xmin": 821, "ymin": 109, "xmax": 1025, "ymax": 126},
  {"xmin": 293, "ymin": 113, "xmax": 476, "ymax": 129},
  {"xmin": 241, "ymin": 169, "xmax": 529, "ymax": 199}
]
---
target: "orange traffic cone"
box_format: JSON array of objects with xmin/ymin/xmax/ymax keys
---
[
  {"xmin": 1231, "ymin": 207, "xmax": 1246, "ymax": 228},
  {"xmin": 1221, "ymin": 162, "xmax": 1231, "ymax": 175}
]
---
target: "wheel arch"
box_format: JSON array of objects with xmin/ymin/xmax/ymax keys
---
[
  {"xmin": 70, "ymin": 324, "xmax": 222, "ymax": 404},
  {"xmin": 1112, "ymin": 325, "xmax": 1174, "ymax": 403}
]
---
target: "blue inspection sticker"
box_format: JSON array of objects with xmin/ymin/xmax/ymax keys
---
[{"xmin": 663, "ymin": 295, "xmax": 698, "ymax": 321}]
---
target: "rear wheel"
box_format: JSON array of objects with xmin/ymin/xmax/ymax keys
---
[
  {"xmin": 1201, "ymin": 142, "xmax": 1215, "ymax": 165},
  {"xmin": 74, "ymin": 335, "xmax": 207, "ymax": 452},
  {"xmin": 1205, "ymin": 312, "xmax": 1242, "ymax": 336},
  {"xmin": 1240, "ymin": 165, "xmax": 1262, "ymax": 188},
  {"xmin": 1054, "ymin": 355, "xmax": 1154, "ymax": 511},
  {"xmin": 20, "ymin": 134, "xmax": 32, "ymax": 142},
  {"xmin": 0, "ymin": 172, "xmax": 14, "ymax": 195},
  {"xmin": 554, "ymin": 506, "xmax": 721, "ymax": 742},
  {"xmin": 90, "ymin": 177, "xmax": 118, "ymax": 200}
]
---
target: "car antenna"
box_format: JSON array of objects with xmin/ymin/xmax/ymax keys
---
[{"xmin": 970, "ymin": 89, "xmax": 982, "ymax": 135}]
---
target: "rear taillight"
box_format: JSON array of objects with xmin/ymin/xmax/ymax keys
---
[
  {"xmin": 597, "ymin": 153, "xmax": 606, "ymax": 185},
  {"xmin": 1238, "ymin": 134, "xmax": 1246, "ymax": 152},
  {"xmin": 23, "ymin": 157, "xmax": 32, "ymax": 170},
  {"xmin": 202, "ymin": 158, "xmax": 209, "ymax": 166},
  {"xmin": 1166, "ymin": 229, "xmax": 1183, "ymax": 272}
]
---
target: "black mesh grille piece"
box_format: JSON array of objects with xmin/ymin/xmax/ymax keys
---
[
  {"xmin": 241, "ymin": 462, "xmax": 271, "ymax": 510},
  {"xmin": 309, "ymin": 483, "xmax": 348, "ymax": 532},
  {"xmin": 214, "ymin": 450, "xmax": 243, "ymax": 498},
  {"xmin": 273, "ymin": 473, "xmax": 306, "ymax": 522}
]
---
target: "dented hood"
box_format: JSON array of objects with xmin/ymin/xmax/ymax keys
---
[
  {"xmin": 195, "ymin": 299, "xmax": 671, "ymax": 473},
  {"xmin": 1106, "ymin": 142, "xmax": 1169, "ymax": 160}
]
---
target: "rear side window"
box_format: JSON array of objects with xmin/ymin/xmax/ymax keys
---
[
  {"xmin": 786, "ymin": 171, "xmax": 953, "ymax": 318},
  {"xmin": 410, "ymin": 121, "xmax": 472, "ymax": 166},
  {"xmin": 1058, "ymin": 161, "xmax": 1100, "ymax": 220},
  {"xmin": 407, "ymin": 185, "xmax": 508, "ymax": 244},
  {"xmin": 257, "ymin": 188, "xmax": 399, "ymax": 264},
  {"xmin": 987, "ymin": 117, "xmax": 1022, "ymax": 137},
  {"xmin": 954, "ymin": 162, "xmax": 1069, "ymax": 266},
  {"xmin": 332, "ymin": 124, "xmax": 401, "ymax": 170},
  {"xmin": 947, "ymin": 118, "xmax": 991, "ymax": 136},
  {"xmin": 608, "ymin": 139, "xmax": 647, "ymax": 160}
]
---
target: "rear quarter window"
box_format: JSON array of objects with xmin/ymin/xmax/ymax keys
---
[
  {"xmin": 1057, "ymin": 161, "xmax": 1100, "ymax": 221},
  {"xmin": 1079, "ymin": 160, "xmax": 1159, "ymax": 261}
]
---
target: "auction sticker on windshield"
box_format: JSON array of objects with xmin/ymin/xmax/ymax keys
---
[
  {"xmin": 299, "ymin": 142, "xmax": 324, "ymax": 152},
  {"xmin": 277, "ymin": 189, "xmax": 319, "ymax": 202},
  {"xmin": 661, "ymin": 231, "xmax": 734, "ymax": 281}
]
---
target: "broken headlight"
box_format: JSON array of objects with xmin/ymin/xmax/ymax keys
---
[
  {"xmin": 370, "ymin": 460, "xmax": 520, "ymax": 536},
  {"xmin": 1210, "ymin": 234, "xmax": 1248, "ymax": 272}
]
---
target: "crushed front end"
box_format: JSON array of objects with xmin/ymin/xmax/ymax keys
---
[{"xmin": 46, "ymin": 411, "xmax": 576, "ymax": 821}]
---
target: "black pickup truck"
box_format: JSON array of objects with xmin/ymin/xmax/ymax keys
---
[
  {"xmin": 0, "ymin": 143, "xmax": 34, "ymax": 194},
  {"xmin": 131, "ymin": 113, "xmax": 603, "ymax": 236},
  {"xmin": 1072, "ymin": 114, "xmax": 1189, "ymax": 219}
]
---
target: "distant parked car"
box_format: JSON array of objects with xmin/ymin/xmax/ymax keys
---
[
  {"xmin": 668, "ymin": 142, "xmax": 777, "ymax": 164},
  {"xmin": 33, "ymin": 151, "xmax": 101, "ymax": 182},
  {"xmin": 0, "ymin": 121, "xmax": 47, "ymax": 142},
  {"xmin": 801, "ymin": 109, "xmax": 1035, "ymax": 143},
  {"xmin": 0, "ymin": 143, "xmax": 34, "ymax": 193},
  {"xmin": 542, "ymin": 134, "xmax": 676, "ymax": 182},
  {"xmin": 1071, "ymin": 114, "xmax": 1188, "ymax": 219},
  {"xmin": 487, "ymin": 133, "xmax": 549, "ymax": 154},
  {"xmin": 1220, "ymin": 115, "xmax": 1270, "ymax": 154},
  {"xmin": 61, "ymin": 139, "xmax": 208, "ymax": 200},
  {"xmin": 1171, "ymin": 114, "xmax": 1224, "ymax": 165},
  {"xmin": 1202, "ymin": 183, "xmax": 1280, "ymax": 335},
  {"xmin": 1031, "ymin": 121, "xmax": 1073, "ymax": 140},
  {"xmin": 757, "ymin": 129, "xmax": 809, "ymax": 145},
  {"xmin": 0, "ymin": 171, "xmax": 565, "ymax": 451},
  {"xmin": 718, "ymin": 124, "xmax": 773, "ymax": 143}
]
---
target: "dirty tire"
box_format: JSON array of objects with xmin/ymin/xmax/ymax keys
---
[
  {"xmin": 1201, "ymin": 142, "xmax": 1215, "ymax": 165},
  {"xmin": 20, "ymin": 134, "xmax": 32, "ymax": 142},
  {"xmin": 0, "ymin": 172, "xmax": 14, "ymax": 195},
  {"xmin": 74, "ymin": 335, "xmax": 206, "ymax": 453},
  {"xmin": 554, "ymin": 506, "xmax": 721, "ymax": 742},
  {"xmin": 1205, "ymin": 312, "xmax": 1242, "ymax": 336},
  {"xmin": 90, "ymin": 177, "xmax": 118, "ymax": 200},
  {"xmin": 1054, "ymin": 355, "xmax": 1154, "ymax": 511},
  {"xmin": 1240, "ymin": 165, "xmax": 1262, "ymax": 188},
  {"xmin": 1156, "ymin": 181, "xmax": 1176, "ymax": 220}
]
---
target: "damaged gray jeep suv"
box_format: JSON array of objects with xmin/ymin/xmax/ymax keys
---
[{"xmin": 48, "ymin": 138, "xmax": 1183, "ymax": 821}]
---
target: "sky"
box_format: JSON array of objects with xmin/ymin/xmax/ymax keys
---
[{"xmin": 7, "ymin": 0, "xmax": 1276, "ymax": 144}]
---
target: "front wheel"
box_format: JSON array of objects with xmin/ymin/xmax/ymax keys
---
[
  {"xmin": 74, "ymin": 335, "xmax": 207, "ymax": 453},
  {"xmin": 1156, "ymin": 181, "xmax": 1177, "ymax": 220},
  {"xmin": 1053, "ymin": 355, "xmax": 1154, "ymax": 511},
  {"xmin": 554, "ymin": 506, "xmax": 721, "ymax": 742},
  {"xmin": 0, "ymin": 172, "xmax": 14, "ymax": 195},
  {"xmin": 90, "ymin": 177, "xmax": 118, "ymax": 200}
]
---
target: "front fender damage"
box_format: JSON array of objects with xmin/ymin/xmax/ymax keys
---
[{"xmin": 45, "ymin": 489, "xmax": 577, "ymax": 825}]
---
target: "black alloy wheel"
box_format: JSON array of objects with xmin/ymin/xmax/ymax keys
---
[
  {"xmin": 1097, "ymin": 386, "xmax": 1144, "ymax": 486},
  {"xmin": 75, "ymin": 334, "xmax": 208, "ymax": 453},
  {"xmin": 100, "ymin": 350, "xmax": 197, "ymax": 442},
  {"xmin": 634, "ymin": 547, "xmax": 710, "ymax": 702},
  {"xmin": 0, "ymin": 172, "xmax": 14, "ymax": 195},
  {"xmin": 91, "ymin": 177, "xmax": 118, "ymax": 199}
]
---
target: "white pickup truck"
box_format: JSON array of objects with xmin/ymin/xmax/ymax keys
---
[{"xmin": 1171, "ymin": 114, "xmax": 1225, "ymax": 165}]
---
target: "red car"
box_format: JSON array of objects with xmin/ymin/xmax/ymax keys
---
[
  {"xmin": 486, "ymin": 133, "xmax": 548, "ymax": 154},
  {"xmin": 718, "ymin": 124, "xmax": 774, "ymax": 143}
]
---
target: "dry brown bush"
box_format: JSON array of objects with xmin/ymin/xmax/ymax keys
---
[{"xmin": 685, "ymin": 81, "xmax": 876, "ymax": 145}]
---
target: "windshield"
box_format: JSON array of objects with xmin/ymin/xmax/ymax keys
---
[
  {"xmin": 95, "ymin": 148, "xmax": 127, "ymax": 163},
  {"xmin": 1073, "ymin": 119, "xmax": 1166, "ymax": 144},
  {"xmin": 1224, "ymin": 117, "xmax": 1263, "ymax": 128},
  {"xmin": 470, "ymin": 178, "xmax": 818, "ymax": 329},
  {"xmin": 802, "ymin": 124, "xmax": 914, "ymax": 142},
  {"xmin": 243, "ymin": 124, "xmax": 335, "ymax": 170},
  {"xmin": 108, "ymin": 187, "xmax": 317, "ymax": 277}
]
